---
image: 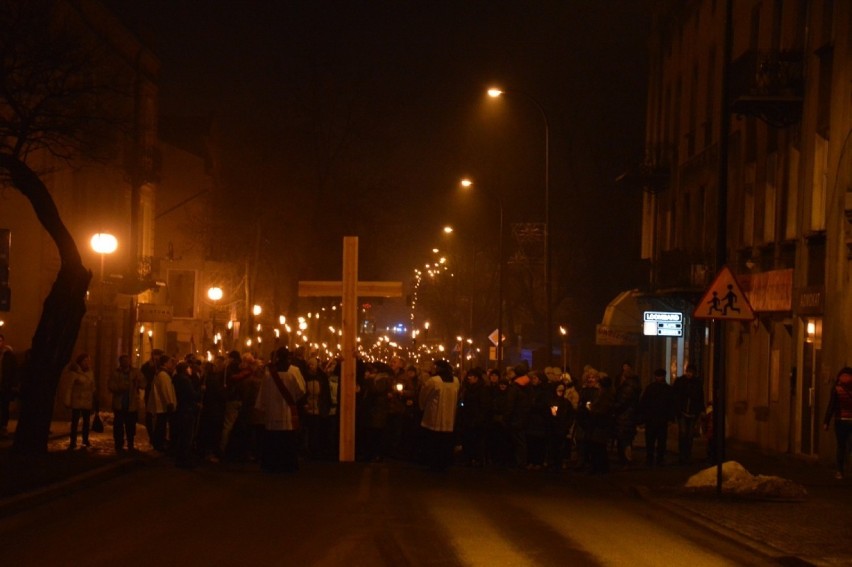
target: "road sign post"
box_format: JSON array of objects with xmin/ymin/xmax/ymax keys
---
[{"xmin": 694, "ymin": 265, "xmax": 756, "ymax": 496}]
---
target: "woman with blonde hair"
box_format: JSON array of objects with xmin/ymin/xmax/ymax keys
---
[{"xmin": 63, "ymin": 353, "xmax": 95, "ymax": 449}]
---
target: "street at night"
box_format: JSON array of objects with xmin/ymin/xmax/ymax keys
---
[
  {"xmin": 0, "ymin": 457, "xmax": 777, "ymax": 567},
  {"xmin": 3, "ymin": 2, "xmax": 852, "ymax": 566}
]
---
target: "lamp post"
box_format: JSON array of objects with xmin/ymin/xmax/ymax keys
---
[
  {"xmin": 252, "ymin": 303, "xmax": 262, "ymax": 348},
  {"xmin": 90, "ymin": 232, "xmax": 117, "ymax": 412},
  {"xmin": 460, "ymin": 178, "xmax": 505, "ymax": 375},
  {"xmin": 137, "ymin": 325, "xmax": 144, "ymax": 365},
  {"xmin": 487, "ymin": 87, "xmax": 552, "ymax": 365},
  {"xmin": 207, "ymin": 286, "xmax": 223, "ymax": 354},
  {"xmin": 559, "ymin": 325, "xmax": 568, "ymax": 373}
]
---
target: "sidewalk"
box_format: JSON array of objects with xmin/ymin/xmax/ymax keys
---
[
  {"xmin": 618, "ymin": 437, "xmax": 852, "ymax": 566},
  {"xmin": 0, "ymin": 418, "xmax": 149, "ymax": 514}
]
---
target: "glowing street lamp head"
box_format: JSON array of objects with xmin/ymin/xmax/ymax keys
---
[
  {"xmin": 207, "ymin": 286, "xmax": 223, "ymax": 302},
  {"xmin": 252, "ymin": 304, "xmax": 262, "ymax": 316},
  {"xmin": 460, "ymin": 178, "xmax": 473, "ymax": 188},
  {"xmin": 443, "ymin": 225, "xmax": 453, "ymax": 234},
  {"xmin": 487, "ymin": 88, "xmax": 504, "ymax": 98},
  {"xmin": 90, "ymin": 233, "xmax": 118, "ymax": 254},
  {"xmin": 559, "ymin": 325, "xmax": 567, "ymax": 336}
]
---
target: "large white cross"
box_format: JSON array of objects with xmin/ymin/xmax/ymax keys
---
[{"xmin": 298, "ymin": 236, "xmax": 402, "ymax": 462}]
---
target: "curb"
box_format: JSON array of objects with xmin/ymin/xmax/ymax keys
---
[
  {"xmin": 626, "ymin": 484, "xmax": 815, "ymax": 565},
  {"xmin": 0, "ymin": 456, "xmax": 146, "ymax": 519}
]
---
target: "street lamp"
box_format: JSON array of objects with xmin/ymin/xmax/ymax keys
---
[
  {"xmin": 207, "ymin": 286, "xmax": 223, "ymax": 353},
  {"xmin": 208, "ymin": 286, "xmax": 223, "ymax": 302},
  {"xmin": 90, "ymin": 232, "xmax": 117, "ymax": 412},
  {"xmin": 487, "ymin": 87, "xmax": 552, "ymax": 365},
  {"xmin": 90, "ymin": 232, "xmax": 118, "ymax": 281},
  {"xmin": 459, "ymin": 178, "xmax": 505, "ymax": 375},
  {"xmin": 559, "ymin": 325, "xmax": 568, "ymax": 372}
]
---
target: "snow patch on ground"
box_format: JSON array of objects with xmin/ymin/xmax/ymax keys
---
[{"xmin": 684, "ymin": 461, "xmax": 808, "ymax": 500}]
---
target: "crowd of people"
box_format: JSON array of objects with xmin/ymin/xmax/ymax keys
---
[
  {"xmin": 2, "ymin": 326, "xmax": 850, "ymax": 481},
  {"xmin": 0, "ymin": 331, "xmax": 846, "ymax": 481},
  {"xmin": 49, "ymin": 342, "xmax": 729, "ymax": 475}
]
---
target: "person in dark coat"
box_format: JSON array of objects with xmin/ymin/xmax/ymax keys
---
[
  {"xmin": 637, "ymin": 368, "xmax": 675, "ymax": 467},
  {"xmin": 573, "ymin": 367, "xmax": 601, "ymax": 471},
  {"xmin": 0, "ymin": 334, "xmax": 19, "ymax": 437},
  {"xmin": 398, "ymin": 364, "xmax": 421, "ymax": 461},
  {"xmin": 672, "ymin": 364, "xmax": 705, "ymax": 464},
  {"xmin": 363, "ymin": 362, "xmax": 390, "ymax": 462},
  {"xmin": 612, "ymin": 366, "xmax": 642, "ymax": 466},
  {"xmin": 524, "ymin": 371, "xmax": 550, "ymax": 470},
  {"xmin": 506, "ymin": 362, "xmax": 533, "ymax": 469},
  {"xmin": 172, "ymin": 361, "xmax": 202, "ymax": 468},
  {"xmin": 303, "ymin": 356, "xmax": 333, "ymax": 459},
  {"xmin": 823, "ymin": 367, "xmax": 852, "ymax": 480},
  {"xmin": 546, "ymin": 381, "xmax": 574, "ymax": 471},
  {"xmin": 459, "ymin": 367, "xmax": 490, "ymax": 467},
  {"xmin": 197, "ymin": 356, "xmax": 226, "ymax": 461},
  {"xmin": 487, "ymin": 377, "xmax": 512, "ymax": 466},
  {"xmin": 587, "ymin": 374, "xmax": 615, "ymax": 474}
]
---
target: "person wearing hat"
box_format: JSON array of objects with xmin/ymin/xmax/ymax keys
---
[
  {"xmin": 419, "ymin": 359, "xmax": 460, "ymax": 471},
  {"xmin": 506, "ymin": 361, "xmax": 533, "ymax": 469}
]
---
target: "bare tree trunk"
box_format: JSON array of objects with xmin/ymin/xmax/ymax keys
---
[{"xmin": 0, "ymin": 155, "xmax": 92, "ymax": 454}]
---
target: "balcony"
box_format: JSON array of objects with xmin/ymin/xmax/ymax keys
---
[
  {"xmin": 655, "ymin": 249, "xmax": 712, "ymax": 291},
  {"xmin": 113, "ymin": 255, "xmax": 161, "ymax": 295},
  {"xmin": 616, "ymin": 161, "xmax": 670, "ymax": 194},
  {"xmin": 730, "ymin": 49, "xmax": 804, "ymax": 128},
  {"xmin": 616, "ymin": 146, "xmax": 672, "ymax": 194}
]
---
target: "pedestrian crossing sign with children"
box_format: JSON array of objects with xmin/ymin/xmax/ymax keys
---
[{"xmin": 693, "ymin": 265, "xmax": 756, "ymax": 321}]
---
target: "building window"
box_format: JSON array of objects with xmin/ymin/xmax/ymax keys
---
[
  {"xmin": 811, "ymin": 135, "xmax": 828, "ymax": 232},
  {"xmin": 816, "ymin": 45, "xmax": 833, "ymax": 139},
  {"xmin": 705, "ymin": 46, "xmax": 715, "ymax": 148},
  {"xmin": 784, "ymin": 146, "xmax": 800, "ymax": 240},
  {"xmin": 168, "ymin": 269, "xmax": 196, "ymax": 319},
  {"xmin": 806, "ymin": 235, "xmax": 826, "ymax": 285},
  {"xmin": 743, "ymin": 162, "xmax": 756, "ymax": 247},
  {"xmin": 764, "ymin": 152, "xmax": 778, "ymax": 243}
]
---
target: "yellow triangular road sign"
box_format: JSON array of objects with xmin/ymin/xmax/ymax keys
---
[{"xmin": 693, "ymin": 265, "xmax": 756, "ymax": 321}]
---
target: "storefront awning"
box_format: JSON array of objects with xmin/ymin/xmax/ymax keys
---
[
  {"xmin": 596, "ymin": 289, "xmax": 694, "ymax": 346},
  {"xmin": 596, "ymin": 290, "xmax": 644, "ymax": 346}
]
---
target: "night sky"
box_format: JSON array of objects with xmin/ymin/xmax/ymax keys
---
[{"xmin": 109, "ymin": 0, "xmax": 652, "ymax": 352}]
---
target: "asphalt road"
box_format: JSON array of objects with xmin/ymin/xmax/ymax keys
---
[{"xmin": 0, "ymin": 459, "xmax": 782, "ymax": 566}]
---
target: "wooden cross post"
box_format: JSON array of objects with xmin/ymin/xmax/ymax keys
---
[{"xmin": 298, "ymin": 236, "xmax": 403, "ymax": 462}]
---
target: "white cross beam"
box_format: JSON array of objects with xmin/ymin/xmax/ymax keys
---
[{"xmin": 298, "ymin": 236, "xmax": 402, "ymax": 462}]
